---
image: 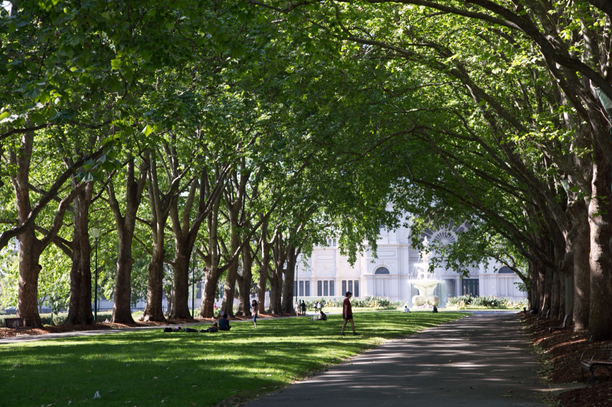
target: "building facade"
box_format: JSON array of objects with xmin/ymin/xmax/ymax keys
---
[{"xmin": 295, "ymin": 222, "xmax": 526, "ymax": 308}]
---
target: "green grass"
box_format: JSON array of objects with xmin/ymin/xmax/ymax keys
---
[{"xmin": 0, "ymin": 311, "xmax": 465, "ymax": 406}]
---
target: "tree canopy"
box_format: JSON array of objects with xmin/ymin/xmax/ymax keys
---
[{"xmin": 1, "ymin": 0, "xmax": 612, "ymax": 339}]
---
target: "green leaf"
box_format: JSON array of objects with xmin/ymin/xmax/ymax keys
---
[
  {"xmin": 230, "ymin": 42, "xmax": 245, "ymax": 59},
  {"xmin": 83, "ymin": 158, "xmax": 95, "ymax": 170},
  {"xmin": 111, "ymin": 58, "xmax": 123, "ymax": 70},
  {"xmin": 142, "ymin": 124, "xmax": 154, "ymax": 136}
]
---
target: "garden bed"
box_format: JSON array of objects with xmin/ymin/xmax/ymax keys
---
[{"xmin": 522, "ymin": 312, "xmax": 612, "ymax": 407}]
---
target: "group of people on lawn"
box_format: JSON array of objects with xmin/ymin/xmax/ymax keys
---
[
  {"xmin": 166, "ymin": 292, "xmax": 359, "ymax": 336},
  {"xmin": 166, "ymin": 299, "xmax": 258, "ymax": 333}
]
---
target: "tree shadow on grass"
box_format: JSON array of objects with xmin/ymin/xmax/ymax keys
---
[{"xmin": 0, "ymin": 311, "xmax": 465, "ymax": 406}]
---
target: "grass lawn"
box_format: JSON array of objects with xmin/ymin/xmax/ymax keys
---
[{"xmin": 0, "ymin": 311, "xmax": 465, "ymax": 406}]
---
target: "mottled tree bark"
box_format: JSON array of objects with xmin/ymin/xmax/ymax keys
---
[
  {"xmin": 142, "ymin": 150, "xmax": 175, "ymax": 322},
  {"xmin": 201, "ymin": 266, "xmax": 220, "ymax": 318},
  {"xmin": 588, "ymin": 143, "xmax": 612, "ymax": 340},
  {"xmin": 237, "ymin": 242, "xmax": 254, "ymax": 316},
  {"xmin": 220, "ymin": 205, "xmax": 240, "ymax": 317},
  {"xmin": 108, "ymin": 157, "xmax": 148, "ymax": 324},
  {"xmin": 170, "ymin": 249, "xmax": 192, "ymax": 319},
  {"xmin": 65, "ymin": 182, "xmax": 94, "ymax": 325},
  {"xmin": 281, "ymin": 245, "xmax": 297, "ymax": 314},
  {"xmin": 171, "ymin": 169, "xmax": 226, "ymax": 319},
  {"xmin": 268, "ymin": 268, "xmax": 283, "ymax": 315},
  {"xmin": 550, "ymin": 266, "xmax": 561, "ymax": 320},
  {"xmin": 198, "ymin": 188, "xmax": 224, "ymax": 318},
  {"xmin": 572, "ymin": 202, "xmax": 591, "ymax": 331},
  {"xmin": 10, "ymin": 130, "xmax": 83, "ymax": 328},
  {"xmin": 257, "ymin": 219, "xmax": 270, "ymax": 314}
]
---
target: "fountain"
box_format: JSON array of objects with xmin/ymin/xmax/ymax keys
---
[{"xmin": 410, "ymin": 238, "xmax": 440, "ymax": 308}]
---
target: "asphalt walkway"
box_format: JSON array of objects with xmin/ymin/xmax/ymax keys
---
[{"xmin": 246, "ymin": 312, "xmax": 547, "ymax": 407}]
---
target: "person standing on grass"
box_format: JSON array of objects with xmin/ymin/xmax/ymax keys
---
[
  {"xmin": 341, "ymin": 291, "xmax": 358, "ymax": 336},
  {"xmin": 251, "ymin": 299, "xmax": 258, "ymax": 327},
  {"xmin": 300, "ymin": 300, "xmax": 306, "ymax": 316}
]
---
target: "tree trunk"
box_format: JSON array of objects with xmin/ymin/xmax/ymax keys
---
[
  {"xmin": 588, "ymin": 143, "xmax": 612, "ymax": 340},
  {"xmin": 564, "ymin": 268, "xmax": 574, "ymax": 318},
  {"xmin": 169, "ymin": 164, "xmax": 223, "ymax": 320},
  {"xmin": 572, "ymin": 202, "xmax": 591, "ymax": 330},
  {"xmin": 65, "ymin": 182, "xmax": 94, "ymax": 325},
  {"xmin": 221, "ymin": 259, "xmax": 239, "ymax": 318},
  {"xmin": 164, "ymin": 286, "xmax": 173, "ymax": 317},
  {"xmin": 558, "ymin": 269, "xmax": 565, "ymax": 318},
  {"xmin": 198, "ymin": 193, "xmax": 224, "ymax": 318},
  {"xmin": 561, "ymin": 221, "xmax": 577, "ymax": 321},
  {"xmin": 551, "ymin": 266, "xmax": 560, "ymax": 320},
  {"xmin": 220, "ymin": 197, "xmax": 241, "ymax": 318},
  {"xmin": 536, "ymin": 260, "xmax": 549, "ymax": 313},
  {"xmin": 108, "ymin": 158, "xmax": 147, "ymax": 324},
  {"xmin": 16, "ymin": 229, "xmax": 43, "ymax": 327},
  {"xmin": 143, "ymin": 246, "xmax": 166, "ymax": 322},
  {"xmin": 200, "ymin": 266, "xmax": 220, "ymax": 318},
  {"xmin": 268, "ymin": 268, "xmax": 283, "ymax": 315},
  {"xmin": 527, "ymin": 260, "xmax": 538, "ymax": 310},
  {"xmin": 282, "ymin": 246, "xmax": 296, "ymax": 314},
  {"xmin": 170, "ymin": 250, "xmax": 192, "ymax": 319},
  {"xmin": 237, "ymin": 243, "xmax": 254, "ymax": 316},
  {"xmin": 257, "ymin": 220, "xmax": 270, "ymax": 314},
  {"xmin": 113, "ymin": 231, "xmax": 135, "ymax": 323}
]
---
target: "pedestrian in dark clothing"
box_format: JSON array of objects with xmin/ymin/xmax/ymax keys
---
[
  {"xmin": 341, "ymin": 291, "xmax": 358, "ymax": 336},
  {"xmin": 300, "ymin": 300, "xmax": 306, "ymax": 316}
]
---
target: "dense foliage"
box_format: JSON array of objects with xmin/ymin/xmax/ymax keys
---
[{"xmin": 1, "ymin": 0, "xmax": 611, "ymax": 340}]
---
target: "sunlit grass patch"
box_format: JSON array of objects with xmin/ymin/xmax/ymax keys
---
[{"xmin": 0, "ymin": 311, "xmax": 465, "ymax": 406}]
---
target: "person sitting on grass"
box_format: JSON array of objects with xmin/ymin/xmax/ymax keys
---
[
  {"xmin": 219, "ymin": 313, "xmax": 231, "ymax": 331},
  {"xmin": 201, "ymin": 322, "xmax": 219, "ymax": 333},
  {"xmin": 318, "ymin": 310, "xmax": 327, "ymax": 321}
]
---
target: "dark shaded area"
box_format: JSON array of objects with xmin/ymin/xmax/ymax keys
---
[
  {"xmin": 247, "ymin": 312, "xmax": 546, "ymax": 407},
  {"xmin": 523, "ymin": 312, "xmax": 612, "ymax": 407}
]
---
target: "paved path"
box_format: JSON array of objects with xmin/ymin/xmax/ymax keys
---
[{"xmin": 246, "ymin": 312, "xmax": 546, "ymax": 407}]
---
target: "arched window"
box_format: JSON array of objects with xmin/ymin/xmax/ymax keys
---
[
  {"xmin": 375, "ymin": 267, "xmax": 390, "ymax": 275},
  {"xmin": 498, "ymin": 266, "xmax": 514, "ymax": 274}
]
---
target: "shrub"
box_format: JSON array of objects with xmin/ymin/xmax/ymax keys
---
[
  {"xmin": 302, "ymin": 296, "xmax": 401, "ymax": 310},
  {"xmin": 446, "ymin": 295, "xmax": 527, "ymax": 309},
  {"xmin": 472, "ymin": 296, "xmax": 502, "ymax": 307},
  {"xmin": 447, "ymin": 295, "xmax": 474, "ymax": 307}
]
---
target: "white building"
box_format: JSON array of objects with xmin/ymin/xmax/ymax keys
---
[{"xmin": 295, "ymin": 222, "xmax": 526, "ymax": 308}]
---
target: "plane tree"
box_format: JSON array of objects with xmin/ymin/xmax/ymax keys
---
[{"xmin": 254, "ymin": 0, "xmax": 612, "ymax": 338}]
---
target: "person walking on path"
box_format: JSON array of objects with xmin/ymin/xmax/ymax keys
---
[
  {"xmin": 251, "ymin": 299, "xmax": 258, "ymax": 328},
  {"xmin": 341, "ymin": 291, "xmax": 358, "ymax": 336}
]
